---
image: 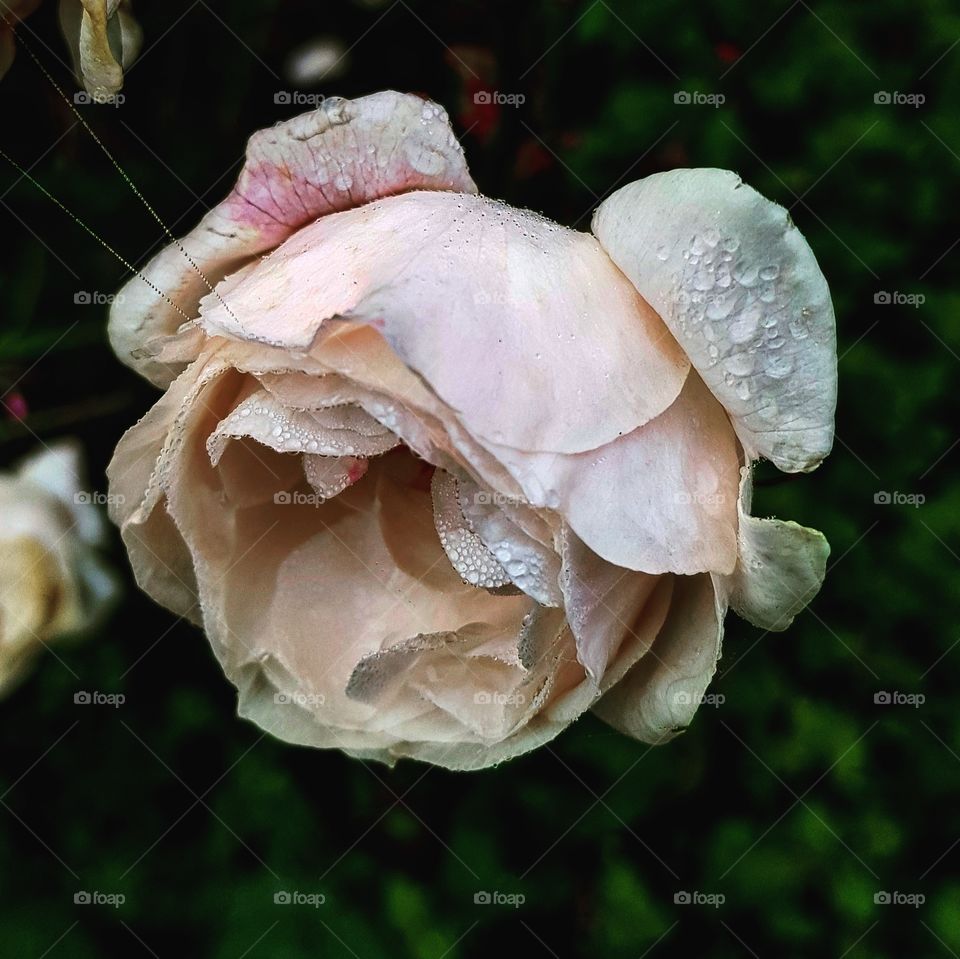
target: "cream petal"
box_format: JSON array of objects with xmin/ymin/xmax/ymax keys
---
[
  {"xmin": 559, "ymin": 524, "xmax": 660, "ymax": 681},
  {"xmin": 106, "ymin": 352, "xmax": 239, "ymax": 620},
  {"xmin": 717, "ymin": 466, "xmax": 829, "ymax": 630},
  {"xmin": 109, "ymin": 91, "xmax": 476, "ymax": 386},
  {"xmin": 58, "ymin": 0, "xmax": 140, "ymax": 100},
  {"xmin": 390, "ymin": 578, "xmax": 674, "ymax": 770},
  {"xmin": 480, "ymin": 373, "xmax": 740, "ymax": 575},
  {"xmin": 592, "ymin": 168, "xmax": 837, "ymax": 473},
  {"xmin": 592, "ymin": 573, "xmax": 725, "ymax": 744},
  {"xmin": 206, "ymin": 388, "xmax": 399, "ymax": 465},
  {"xmin": 303, "ymin": 454, "xmax": 368, "ymax": 501},
  {"xmin": 162, "ymin": 424, "xmax": 535, "ymax": 746},
  {"xmin": 198, "ymin": 189, "xmax": 691, "ymax": 455}
]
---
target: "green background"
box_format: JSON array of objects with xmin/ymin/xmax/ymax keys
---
[{"xmin": 1, "ymin": 0, "xmax": 957, "ymax": 955}]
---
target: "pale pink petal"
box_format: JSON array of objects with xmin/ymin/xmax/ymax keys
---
[
  {"xmin": 109, "ymin": 91, "xmax": 476, "ymax": 386},
  {"xmin": 593, "ymin": 574, "xmax": 725, "ymax": 743},
  {"xmin": 206, "ymin": 388, "xmax": 398, "ymax": 464},
  {"xmin": 198, "ymin": 190, "xmax": 691, "ymax": 455},
  {"xmin": 559, "ymin": 524, "xmax": 660, "ymax": 681},
  {"xmin": 478, "ymin": 373, "xmax": 740, "ymax": 575},
  {"xmin": 592, "ymin": 169, "xmax": 837, "ymax": 473}
]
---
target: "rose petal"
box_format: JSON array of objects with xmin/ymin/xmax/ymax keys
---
[
  {"xmin": 592, "ymin": 168, "xmax": 837, "ymax": 473},
  {"xmin": 559, "ymin": 524, "xmax": 660, "ymax": 681},
  {"xmin": 480, "ymin": 373, "xmax": 740, "ymax": 575},
  {"xmin": 198, "ymin": 189, "xmax": 691, "ymax": 455},
  {"xmin": 717, "ymin": 466, "xmax": 829, "ymax": 630},
  {"xmin": 592, "ymin": 574, "xmax": 725, "ymax": 743},
  {"xmin": 109, "ymin": 91, "xmax": 476, "ymax": 386},
  {"xmin": 206, "ymin": 388, "xmax": 399, "ymax": 465},
  {"xmin": 457, "ymin": 474, "xmax": 563, "ymax": 607},
  {"xmin": 431, "ymin": 469, "xmax": 512, "ymax": 590}
]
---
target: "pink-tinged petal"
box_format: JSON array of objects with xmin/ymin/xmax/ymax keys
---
[
  {"xmin": 592, "ymin": 169, "xmax": 837, "ymax": 473},
  {"xmin": 109, "ymin": 91, "xmax": 476, "ymax": 387},
  {"xmin": 559, "ymin": 524, "xmax": 660, "ymax": 681},
  {"xmin": 480, "ymin": 373, "xmax": 740, "ymax": 575},
  {"xmin": 199, "ymin": 190, "xmax": 691, "ymax": 455},
  {"xmin": 593, "ymin": 574, "xmax": 725, "ymax": 744},
  {"xmin": 303, "ymin": 454, "xmax": 368, "ymax": 501},
  {"xmin": 717, "ymin": 466, "xmax": 829, "ymax": 630}
]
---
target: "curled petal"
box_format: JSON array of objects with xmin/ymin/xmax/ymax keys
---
[
  {"xmin": 717, "ymin": 466, "xmax": 829, "ymax": 630},
  {"xmin": 109, "ymin": 91, "xmax": 476, "ymax": 386},
  {"xmin": 592, "ymin": 574, "xmax": 724, "ymax": 744},
  {"xmin": 559, "ymin": 524, "xmax": 660, "ymax": 681},
  {"xmin": 206, "ymin": 388, "xmax": 398, "ymax": 464},
  {"xmin": 592, "ymin": 168, "xmax": 837, "ymax": 473}
]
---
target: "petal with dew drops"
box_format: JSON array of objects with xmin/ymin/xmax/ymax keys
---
[
  {"xmin": 717, "ymin": 466, "xmax": 829, "ymax": 630},
  {"xmin": 199, "ymin": 190, "xmax": 691, "ymax": 455},
  {"xmin": 109, "ymin": 91, "xmax": 476, "ymax": 387},
  {"xmin": 592, "ymin": 573, "xmax": 725, "ymax": 744},
  {"xmin": 431, "ymin": 469, "xmax": 512, "ymax": 591},
  {"xmin": 592, "ymin": 168, "xmax": 837, "ymax": 473}
]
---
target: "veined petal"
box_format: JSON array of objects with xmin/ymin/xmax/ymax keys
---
[
  {"xmin": 109, "ymin": 91, "xmax": 476, "ymax": 386},
  {"xmin": 592, "ymin": 168, "xmax": 837, "ymax": 473}
]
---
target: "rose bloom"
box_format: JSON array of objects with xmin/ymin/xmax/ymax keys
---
[
  {"xmin": 0, "ymin": 443, "xmax": 117, "ymax": 694},
  {"xmin": 107, "ymin": 92, "xmax": 836, "ymax": 769}
]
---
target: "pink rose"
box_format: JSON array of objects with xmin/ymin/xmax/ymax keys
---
[{"xmin": 107, "ymin": 91, "xmax": 836, "ymax": 769}]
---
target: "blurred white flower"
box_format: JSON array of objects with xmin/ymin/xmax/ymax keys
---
[
  {"xmin": 0, "ymin": 441, "xmax": 118, "ymax": 695},
  {"xmin": 283, "ymin": 36, "xmax": 348, "ymax": 86}
]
